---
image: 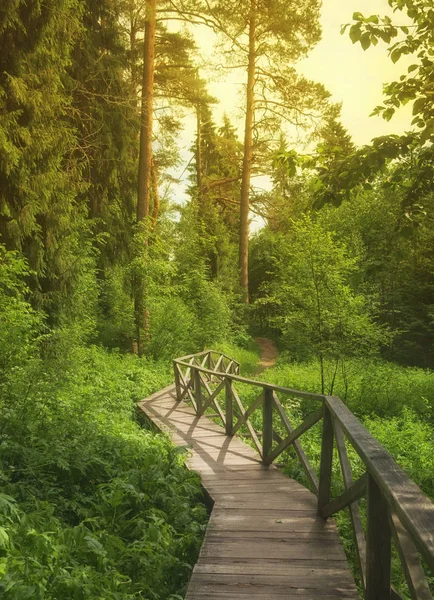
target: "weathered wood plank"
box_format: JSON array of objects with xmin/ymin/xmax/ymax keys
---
[
  {"xmin": 225, "ymin": 378, "xmax": 233, "ymax": 436},
  {"xmin": 366, "ymin": 474, "xmax": 391, "ymax": 600},
  {"xmin": 333, "ymin": 419, "xmax": 367, "ymax": 589},
  {"xmin": 273, "ymin": 392, "xmax": 319, "ymax": 495},
  {"xmin": 266, "ymin": 406, "xmax": 324, "ymax": 464},
  {"xmin": 318, "ymin": 405, "xmax": 334, "ymax": 515},
  {"xmin": 231, "ymin": 392, "xmax": 263, "ymax": 436},
  {"xmin": 390, "ymin": 513, "xmax": 433, "ymax": 600},
  {"xmin": 321, "ymin": 472, "xmax": 368, "ymax": 518},
  {"xmin": 262, "ymin": 387, "xmax": 273, "ymax": 463},
  {"xmin": 326, "ymin": 396, "xmax": 434, "ymax": 573}
]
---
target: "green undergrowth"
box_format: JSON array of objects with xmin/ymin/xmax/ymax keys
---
[
  {"xmin": 0, "ymin": 344, "xmax": 208, "ymax": 599},
  {"xmin": 212, "ymin": 339, "xmax": 260, "ymax": 375},
  {"xmin": 0, "ymin": 251, "xmax": 208, "ymax": 600},
  {"xmin": 260, "ymin": 356, "xmax": 434, "ymax": 419}
]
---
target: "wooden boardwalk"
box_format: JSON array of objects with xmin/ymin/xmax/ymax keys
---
[{"xmin": 138, "ymin": 385, "xmax": 358, "ymax": 599}]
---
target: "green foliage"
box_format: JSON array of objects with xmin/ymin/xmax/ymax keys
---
[
  {"xmin": 261, "ymin": 357, "xmax": 434, "ymax": 419},
  {"xmin": 317, "ymin": 187, "xmax": 434, "ymax": 367},
  {"xmin": 0, "ymin": 246, "xmax": 42, "ymax": 372},
  {"xmin": 147, "ymin": 296, "xmax": 197, "ymax": 360},
  {"xmin": 345, "ymin": 1, "xmax": 434, "ymax": 143},
  {"xmin": 212, "ymin": 340, "xmax": 260, "ymax": 376},
  {"xmin": 252, "ymin": 218, "xmax": 389, "ymax": 392},
  {"xmin": 365, "ymin": 408, "xmax": 434, "ymax": 497},
  {"xmin": 0, "ymin": 249, "xmax": 207, "ymax": 599}
]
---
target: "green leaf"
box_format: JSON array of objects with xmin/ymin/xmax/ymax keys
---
[
  {"xmin": 412, "ymin": 97, "xmax": 426, "ymax": 116},
  {"xmin": 361, "ymin": 33, "xmax": 371, "ymax": 51},
  {"xmin": 0, "ymin": 527, "xmax": 9, "ymax": 549},
  {"xmin": 349, "ymin": 24, "xmax": 362, "ymax": 44},
  {"xmin": 391, "ymin": 48, "xmax": 401, "ymax": 63}
]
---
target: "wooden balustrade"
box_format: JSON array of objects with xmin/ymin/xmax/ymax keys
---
[{"xmin": 173, "ymin": 350, "xmax": 434, "ymax": 600}]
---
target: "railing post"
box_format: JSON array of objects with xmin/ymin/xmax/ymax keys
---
[
  {"xmin": 206, "ymin": 351, "xmax": 211, "ymax": 381},
  {"xmin": 366, "ymin": 475, "xmax": 391, "ymax": 600},
  {"xmin": 193, "ymin": 368, "xmax": 203, "ymax": 416},
  {"xmin": 262, "ymin": 388, "xmax": 273, "ymax": 464},
  {"xmin": 225, "ymin": 378, "xmax": 233, "ymax": 436},
  {"xmin": 317, "ymin": 403, "xmax": 333, "ymax": 515},
  {"xmin": 173, "ymin": 361, "xmax": 181, "ymax": 401}
]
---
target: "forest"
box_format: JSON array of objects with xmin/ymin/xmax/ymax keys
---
[{"xmin": 0, "ymin": 0, "xmax": 433, "ymax": 598}]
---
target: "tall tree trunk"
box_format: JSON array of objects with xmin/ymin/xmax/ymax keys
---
[
  {"xmin": 135, "ymin": 0, "xmax": 156, "ymax": 355},
  {"xmin": 196, "ymin": 103, "xmax": 202, "ymax": 201},
  {"xmin": 239, "ymin": 1, "xmax": 256, "ymax": 303},
  {"xmin": 137, "ymin": 0, "xmax": 156, "ymax": 222},
  {"xmin": 151, "ymin": 156, "xmax": 160, "ymax": 232},
  {"xmin": 129, "ymin": 3, "xmax": 138, "ymax": 100}
]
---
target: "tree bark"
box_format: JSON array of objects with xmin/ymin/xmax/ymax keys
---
[
  {"xmin": 135, "ymin": 0, "xmax": 156, "ymax": 356},
  {"xmin": 129, "ymin": 1, "xmax": 138, "ymax": 100},
  {"xmin": 239, "ymin": 1, "xmax": 256, "ymax": 303},
  {"xmin": 196, "ymin": 103, "xmax": 203, "ymax": 202},
  {"xmin": 137, "ymin": 0, "xmax": 156, "ymax": 222},
  {"xmin": 151, "ymin": 156, "xmax": 160, "ymax": 231}
]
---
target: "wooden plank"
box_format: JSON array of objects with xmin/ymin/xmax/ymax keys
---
[
  {"xmin": 194, "ymin": 368, "xmax": 203, "ymax": 415},
  {"xmin": 225, "ymin": 378, "xmax": 233, "ymax": 436},
  {"xmin": 262, "ymin": 388, "xmax": 273, "ymax": 464},
  {"xmin": 267, "ymin": 407, "xmax": 324, "ymax": 464},
  {"xmin": 321, "ymin": 472, "xmax": 368, "ymax": 518},
  {"xmin": 208, "ymin": 492, "xmax": 317, "ymax": 511},
  {"xmin": 173, "ymin": 361, "xmax": 182, "ymax": 399},
  {"xmin": 273, "ymin": 392, "xmax": 319, "ymax": 495},
  {"xmin": 232, "ymin": 392, "xmax": 263, "ymax": 436},
  {"xmin": 333, "ymin": 419, "xmax": 366, "ymax": 590},
  {"xmin": 187, "ymin": 572, "xmax": 356, "ymax": 592},
  {"xmin": 366, "ymin": 474, "xmax": 391, "ymax": 600},
  {"xmin": 197, "ymin": 539, "xmax": 347, "ymax": 561},
  {"xmin": 206, "ymin": 481, "xmax": 311, "ymax": 494},
  {"xmin": 194, "ymin": 561, "xmax": 354, "ymax": 576},
  {"xmin": 390, "ymin": 513, "xmax": 433, "ymax": 600},
  {"xmin": 317, "ymin": 405, "xmax": 334, "ymax": 515},
  {"xmin": 231, "ymin": 386, "xmax": 262, "ymax": 456},
  {"xmin": 327, "ymin": 396, "xmax": 434, "ymax": 573}
]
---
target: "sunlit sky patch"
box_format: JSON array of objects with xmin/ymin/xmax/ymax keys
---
[{"xmin": 170, "ymin": 0, "xmax": 414, "ymax": 213}]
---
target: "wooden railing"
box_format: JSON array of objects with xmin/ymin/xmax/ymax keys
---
[{"xmin": 173, "ymin": 350, "xmax": 434, "ymax": 600}]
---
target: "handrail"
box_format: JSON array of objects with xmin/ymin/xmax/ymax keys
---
[
  {"xmin": 173, "ymin": 350, "xmax": 434, "ymax": 600},
  {"xmin": 175, "ymin": 358, "xmax": 326, "ymax": 400}
]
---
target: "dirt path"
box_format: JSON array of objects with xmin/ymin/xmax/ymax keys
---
[{"xmin": 255, "ymin": 337, "xmax": 279, "ymax": 373}]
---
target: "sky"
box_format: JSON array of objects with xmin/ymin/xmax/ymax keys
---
[
  {"xmin": 170, "ymin": 0, "xmax": 414, "ymax": 206},
  {"xmin": 297, "ymin": 0, "xmax": 413, "ymax": 145}
]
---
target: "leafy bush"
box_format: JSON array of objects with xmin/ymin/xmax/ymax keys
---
[
  {"xmin": 147, "ymin": 296, "xmax": 197, "ymax": 360},
  {"xmin": 262, "ymin": 356, "xmax": 434, "ymax": 419}
]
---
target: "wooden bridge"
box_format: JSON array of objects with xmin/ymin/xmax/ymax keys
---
[{"xmin": 138, "ymin": 350, "xmax": 434, "ymax": 600}]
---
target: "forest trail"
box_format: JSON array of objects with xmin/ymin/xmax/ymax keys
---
[
  {"xmin": 255, "ymin": 337, "xmax": 279, "ymax": 373},
  {"xmin": 139, "ymin": 385, "xmax": 357, "ymax": 600}
]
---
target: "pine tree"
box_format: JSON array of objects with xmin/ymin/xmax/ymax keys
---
[{"xmin": 201, "ymin": 0, "xmax": 333, "ymax": 301}]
